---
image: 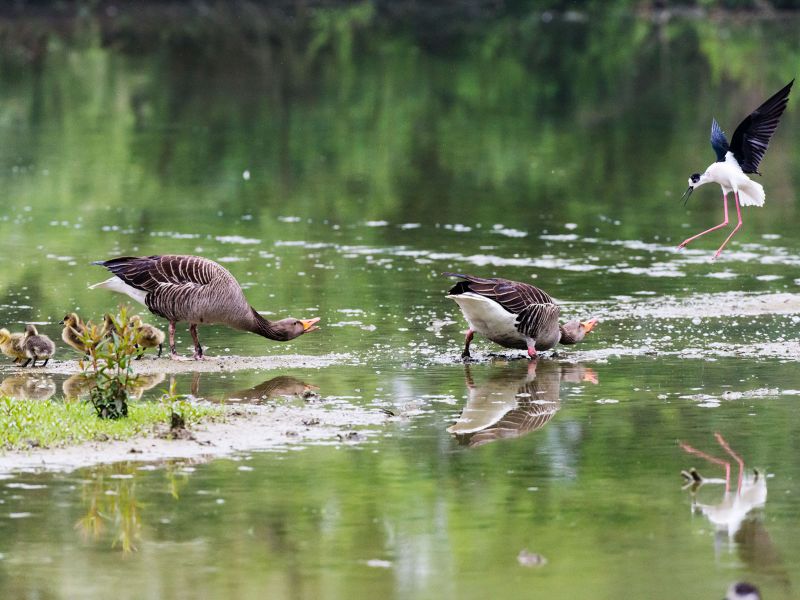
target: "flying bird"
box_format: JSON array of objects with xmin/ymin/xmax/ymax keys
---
[
  {"xmin": 679, "ymin": 80, "xmax": 793, "ymax": 258},
  {"xmin": 90, "ymin": 255, "xmax": 320, "ymax": 360},
  {"xmin": 443, "ymin": 272, "xmax": 597, "ymax": 359}
]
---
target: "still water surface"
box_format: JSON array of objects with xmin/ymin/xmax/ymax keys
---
[{"xmin": 0, "ymin": 6, "xmax": 799, "ymax": 599}]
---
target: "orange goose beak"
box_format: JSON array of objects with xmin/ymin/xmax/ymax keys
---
[
  {"xmin": 301, "ymin": 317, "xmax": 321, "ymax": 333},
  {"xmin": 581, "ymin": 318, "xmax": 598, "ymax": 333}
]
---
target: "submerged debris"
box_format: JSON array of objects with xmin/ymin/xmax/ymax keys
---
[{"xmin": 517, "ymin": 549, "xmax": 548, "ymax": 567}]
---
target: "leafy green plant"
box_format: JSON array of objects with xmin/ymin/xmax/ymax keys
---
[{"xmin": 80, "ymin": 307, "xmax": 141, "ymax": 419}]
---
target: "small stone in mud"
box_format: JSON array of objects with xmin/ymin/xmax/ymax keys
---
[
  {"xmin": 24, "ymin": 439, "xmax": 40, "ymax": 448},
  {"xmin": 94, "ymin": 433, "xmax": 109, "ymax": 442},
  {"xmin": 301, "ymin": 418, "xmax": 320, "ymax": 426},
  {"xmin": 171, "ymin": 412, "xmax": 186, "ymax": 431},
  {"xmin": 517, "ymin": 549, "xmax": 547, "ymax": 567},
  {"xmin": 337, "ymin": 431, "xmax": 365, "ymax": 442},
  {"xmin": 285, "ymin": 430, "xmax": 299, "ymax": 437},
  {"xmin": 129, "ymin": 447, "xmax": 142, "ymax": 454}
]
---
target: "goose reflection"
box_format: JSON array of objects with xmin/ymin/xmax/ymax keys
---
[
  {"xmin": 448, "ymin": 361, "xmax": 597, "ymax": 447},
  {"xmin": 0, "ymin": 374, "xmax": 56, "ymax": 401},
  {"xmin": 680, "ymin": 434, "xmax": 790, "ymax": 591},
  {"xmin": 62, "ymin": 372, "xmax": 166, "ymax": 401},
  {"xmin": 228, "ymin": 375, "xmax": 319, "ymax": 403}
]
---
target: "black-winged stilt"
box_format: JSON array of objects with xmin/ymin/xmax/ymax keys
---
[{"xmin": 678, "ymin": 80, "xmax": 793, "ymax": 259}]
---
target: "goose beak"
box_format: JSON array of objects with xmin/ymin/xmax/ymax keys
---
[
  {"xmin": 300, "ymin": 317, "xmax": 320, "ymax": 333},
  {"xmin": 681, "ymin": 186, "xmax": 694, "ymax": 207},
  {"xmin": 582, "ymin": 367, "xmax": 599, "ymax": 385},
  {"xmin": 581, "ymin": 319, "xmax": 598, "ymax": 333},
  {"xmin": 58, "ymin": 319, "xmax": 65, "ymax": 325}
]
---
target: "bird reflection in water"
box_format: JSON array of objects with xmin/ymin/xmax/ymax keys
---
[
  {"xmin": 448, "ymin": 360, "xmax": 598, "ymax": 447},
  {"xmin": 228, "ymin": 375, "xmax": 319, "ymax": 403},
  {"xmin": 62, "ymin": 372, "xmax": 166, "ymax": 401},
  {"xmin": 0, "ymin": 374, "xmax": 56, "ymax": 401},
  {"xmin": 680, "ymin": 434, "xmax": 790, "ymax": 594}
]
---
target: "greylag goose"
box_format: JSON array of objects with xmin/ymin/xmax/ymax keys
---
[
  {"xmin": 90, "ymin": 255, "xmax": 320, "ymax": 359},
  {"xmin": 129, "ymin": 315, "xmax": 166, "ymax": 358},
  {"xmin": 0, "ymin": 328, "xmax": 26, "ymax": 364},
  {"xmin": 443, "ymin": 272, "xmax": 597, "ymax": 359},
  {"xmin": 448, "ymin": 362, "xmax": 597, "ymax": 447},
  {"xmin": 21, "ymin": 324, "xmax": 55, "ymax": 367}
]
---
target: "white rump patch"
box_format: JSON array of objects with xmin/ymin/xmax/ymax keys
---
[
  {"xmin": 449, "ymin": 292, "xmax": 524, "ymax": 346},
  {"xmin": 89, "ymin": 276, "xmax": 148, "ymax": 306}
]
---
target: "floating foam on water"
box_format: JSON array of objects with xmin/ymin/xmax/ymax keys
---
[{"xmin": 215, "ymin": 235, "xmax": 261, "ymax": 245}]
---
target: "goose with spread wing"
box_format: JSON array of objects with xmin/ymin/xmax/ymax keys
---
[
  {"xmin": 679, "ymin": 79, "xmax": 793, "ymax": 258},
  {"xmin": 443, "ymin": 272, "xmax": 597, "ymax": 359},
  {"xmin": 90, "ymin": 255, "xmax": 320, "ymax": 359}
]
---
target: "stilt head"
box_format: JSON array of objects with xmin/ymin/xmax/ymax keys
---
[
  {"xmin": 725, "ymin": 582, "xmax": 761, "ymax": 600},
  {"xmin": 681, "ymin": 173, "xmax": 705, "ymax": 206}
]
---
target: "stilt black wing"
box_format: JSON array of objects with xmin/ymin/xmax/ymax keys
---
[{"xmin": 729, "ymin": 79, "xmax": 793, "ymax": 174}]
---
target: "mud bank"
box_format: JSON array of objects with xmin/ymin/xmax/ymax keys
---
[
  {"xmin": 0, "ymin": 397, "xmax": 388, "ymax": 474},
  {"xmin": 0, "ymin": 353, "xmax": 353, "ymax": 377}
]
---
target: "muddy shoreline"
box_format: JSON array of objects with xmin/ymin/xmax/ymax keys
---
[{"xmin": 0, "ymin": 396, "xmax": 388, "ymax": 474}]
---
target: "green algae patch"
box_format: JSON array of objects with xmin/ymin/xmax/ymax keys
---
[{"xmin": 0, "ymin": 396, "xmax": 224, "ymax": 451}]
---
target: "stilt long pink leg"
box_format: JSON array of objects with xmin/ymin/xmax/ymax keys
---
[
  {"xmin": 713, "ymin": 191, "xmax": 743, "ymax": 259},
  {"xmin": 714, "ymin": 432, "xmax": 745, "ymax": 493},
  {"xmin": 678, "ymin": 192, "xmax": 729, "ymax": 249},
  {"xmin": 679, "ymin": 441, "xmax": 732, "ymax": 492}
]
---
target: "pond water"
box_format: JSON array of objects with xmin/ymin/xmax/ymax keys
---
[{"xmin": 1, "ymin": 5, "xmax": 800, "ymax": 599}]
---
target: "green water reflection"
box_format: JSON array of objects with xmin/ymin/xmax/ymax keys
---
[
  {"xmin": 1, "ymin": 4, "xmax": 800, "ymax": 599},
  {"xmin": 1, "ymin": 358, "xmax": 799, "ymax": 599}
]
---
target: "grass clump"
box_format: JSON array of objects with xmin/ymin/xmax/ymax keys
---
[{"xmin": 0, "ymin": 395, "xmax": 223, "ymax": 450}]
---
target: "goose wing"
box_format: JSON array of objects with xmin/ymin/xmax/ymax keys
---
[
  {"xmin": 93, "ymin": 255, "xmax": 241, "ymax": 322},
  {"xmin": 729, "ymin": 79, "xmax": 793, "ymax": 174},
  {"xmin": 94, "ymin": 255, "xmax": 223, "ymax": 291}
]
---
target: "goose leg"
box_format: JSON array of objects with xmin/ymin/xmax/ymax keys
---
[
  {"xmin": 678, "ymin": 192, "xmax": 728, "ymax": 249},
  {"xmin": 157, "ymin": 343, "xmax": 163, "ymax": 358},
  {"xmin": 41, "ymin": 358, "xmax": 49, "ymax": 367},
  {"xmin": 461, "ymin": 329, "xmax": 474, "ymax": 360},
  {"xmin": 168, "ymin": 321, "xmax": 179, "ymax": 359},
  {"xmin": 189, "ymin": 324, "xmax": 203, "ymax": 360},
  {"xmin": 526, "ymin": 340, "xmax": 537, "ymax": 360},
  {"xmin": 20, "ymin": 358, "xmax": 31, "ymax": 368},
  {"xmin": 713, "ymin": 192, "xmax": 743, "ymax": 260}
]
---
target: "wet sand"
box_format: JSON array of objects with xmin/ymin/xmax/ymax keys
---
[
  {"xmin": 0, "ymin": 353, "xmax": 352, "ymax": 376},
  {"xmin": 0, "ymin": 396, "xmax": 387, "ymax": 474}
]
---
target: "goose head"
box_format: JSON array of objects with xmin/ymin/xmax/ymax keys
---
[
  {"xmin": 270, "ymin": 317, "xmax": 320, "ymax": 341},
  {"xmin": 559, "ymin": 319, "xmax": 598, "ymax": 345}
]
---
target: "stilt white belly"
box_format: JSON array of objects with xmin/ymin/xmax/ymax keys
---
[
  {"xmin": 89, "ymin": 276, "xmax": 148, "ymax": 306},
  {"xmin": 449, "ymin": 293, "xmax": 526, "ymax": 348}
]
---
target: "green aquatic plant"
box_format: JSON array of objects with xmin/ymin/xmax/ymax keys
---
[{"xmin": 80, "ymin": 308, "xmax": 140, "ymax": 419}]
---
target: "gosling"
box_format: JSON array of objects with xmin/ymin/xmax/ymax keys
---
[
  {"xmin": 59, "ymin": 313, "xmax": 90, "ymax": 355},
  {"xmin": 22, "ymin": 324, "xmax": 55, "ymax": 368},
  {"xmin": 0, "ymin": 328, "xmax": 26, "ymax": 365},
  {"xmin": 129, "ymin": 315, "xmax": 166, "ymax": 358}
]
